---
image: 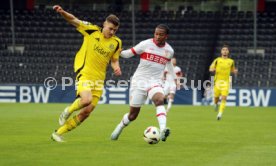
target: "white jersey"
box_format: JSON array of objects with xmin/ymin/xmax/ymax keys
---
[
  {"xmin": 205, "ymin": 87, "xmax": 213, "ymax": 100},
  {"xmin": 130, "ymin": 39, "xmax": 174, "ymax": 89},
  {"xmin": 164, "ymin": 66, "xmax": 182, "ymax": 83}
]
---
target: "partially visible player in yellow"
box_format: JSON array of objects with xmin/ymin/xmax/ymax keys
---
[
  {"xmin": 51, "ymin": 5, "xmax": 122, "ymax": 142},
  {"xmin": 209, "ymin": 45, "xmax": 238, "ymax": 120}
]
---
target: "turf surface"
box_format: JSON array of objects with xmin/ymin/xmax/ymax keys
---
[{"xmin": 0, "ymin": 103, "xmax": 275, "ymax": 166}]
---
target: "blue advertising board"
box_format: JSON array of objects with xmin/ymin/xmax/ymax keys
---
[{"xmin": 0, "ymin": 85, "xmax": 275, "ymax": 106}]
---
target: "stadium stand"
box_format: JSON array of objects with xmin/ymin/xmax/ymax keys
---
[{"xmin": 0, "ymin": 8, "xmax": 275, "ymax": 87}]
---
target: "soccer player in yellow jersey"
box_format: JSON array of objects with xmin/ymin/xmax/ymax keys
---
[
  {"xmin": 209, "ymin": 45, "xmax": 238, "ymax": 120},
  {"xmin": 51, "ymin": 5, "xmax": 122, "ymax": 142}
]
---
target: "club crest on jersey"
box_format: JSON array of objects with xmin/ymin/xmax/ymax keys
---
[
  {"xmin": 109, "ymin": 44, "xmax": 114, "ymax": 50},
  {"xmin": 164, "ymin": 50, "xmax": 171, "ymax": 58}
]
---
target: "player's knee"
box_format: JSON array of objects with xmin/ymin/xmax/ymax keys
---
[
  {"xmin": 79, "ymin": 109, "xmax": 92, "ymax": 121},
  {"xmin": 79, "ymin": 105, "xmax": 94, "ymax": 122},
  {"xmin": 80, "ymin": 98, "xmax": 92, "ymax": 107},
  {"xmin": 154, "ymin": 98, "xmax": 164, "ymax": 106},
  {"xmin": 128, "ymin": 113, "xmax": 138, "ymax": 121},
  {"xmin": 221, "ymin": 96, "xmax": 227, "ymax": 101}
]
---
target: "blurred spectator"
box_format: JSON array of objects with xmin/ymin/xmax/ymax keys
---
[{"xmin": 202, "ymin": 82, "xmax": 213, "ymax": 106}]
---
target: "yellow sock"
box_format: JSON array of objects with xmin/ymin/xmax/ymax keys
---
[
  {"xmin": 68, "ymin": 98, "xmax": 82, "ymax": 114},
  {"xmin": 56, "ymin": 115, "xmax": 81, "ymax": 135},
  {"xmin": 219, "ymin": 100, "xmax": 226, "ymax": 113}
]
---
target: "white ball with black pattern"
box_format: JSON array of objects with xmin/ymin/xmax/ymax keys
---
[{"xmin": 143, "ymin": 126, "xmax": 160, "ymax": 144}]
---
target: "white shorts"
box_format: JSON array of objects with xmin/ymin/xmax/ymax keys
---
[
  {"xmin": 129, "ymin": 81, "xmax": 164, "ymax": 107},
  {"xmin": 163, "ymin": 81, "xmax": 176, "ymax": 96}
]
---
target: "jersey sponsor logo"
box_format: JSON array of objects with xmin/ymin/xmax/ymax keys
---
[
  {"xmin": 94, "ymin": 45, "xmax": 110, "ymax": 57},
  {"xmin": 140, "ymin": 52, "xmax": 170, "ymax": 65}
]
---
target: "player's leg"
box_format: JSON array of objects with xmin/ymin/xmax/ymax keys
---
[
  {"xmin": 52, "ymin": 91, "xmax": 101, "ymax": 142},
  {"xmin": 213, "ymin": 85, "xmax": 220, "ymax": 112},
  {"xmin": 214, "ymin": 97, "xmax": 219, "ymax": 111},
  {"xmin": 166, "ymin": 93, "xmax": 173, "ymax": 112},
  {"xmin": 59, "ymin": 79, "xmax": 93, "ymax": 125},
  {"xmin": 77, "ymin": 89, "xmax": 102, "ymax": 122},
  {"xmin": 217, "ymin": 94, "xmax": 228, "ymax": 120},
  {"xmin": 151, "ymin": 92, "xmax": 166, "ymax": 131},
  {"xmin": 55, "ymin": 96, "xmax": 97, "ymax": 134},
  {"xmin": 149, "ymin": 87, "xmax": 170, "ymax": 141},
  {"xmin": 59, "ymin": 90, "xmax": 92, "ymax": 125},
  {"xmin": 166, "ymin": 89, "xmax": 175, "ymax": 112},
  {"xmin": 111, "ymin": 106, "xmax": 141, "ymax": 140},
  {"xmin": 111, "ymin": 88, "xmax": 146, "ymax": 140},
  {"xmin": 216, "ymin": 84, "xmax": 229, "ymax": 120},
  {"xmin": 52, "ymin": 103, "xmax": 94, "ymax": 142},
  {"xmin": 163, "ymin": 81, "xmax": 170, "ymax": 104}
]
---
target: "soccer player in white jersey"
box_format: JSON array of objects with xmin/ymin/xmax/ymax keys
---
[
  {"xmin": 111, "ymin": 24, "xmax": 177, "ymax": 142},
  {"xmin": 163, "ymin": 58, "xmax": 183, "ymax": 112}
]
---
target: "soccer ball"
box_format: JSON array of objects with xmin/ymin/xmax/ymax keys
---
[{"xmin": 143, "ymin": 126, "xmax": 160, "ymax": 144}]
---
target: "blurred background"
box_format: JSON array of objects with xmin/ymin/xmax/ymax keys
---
[{"xmin": 0, "ymin": 0, "xmax": 275, "ymax": 105}]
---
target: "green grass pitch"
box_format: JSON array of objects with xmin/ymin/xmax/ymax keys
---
[{"xmin": 0, "ymin": 103, "xmax": 275, "ymax": 166}]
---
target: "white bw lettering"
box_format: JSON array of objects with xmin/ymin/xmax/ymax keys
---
[{"xmin": 20, "ymin": 86, "xmax": 50, "ymax": 103}]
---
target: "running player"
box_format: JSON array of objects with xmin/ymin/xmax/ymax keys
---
[
  {"xmin": 163, "ymin": 57, "xmax": 183, "ymax": 112},
  {"xmin": 111, "ymin": 24, "xmax": 177, "ymax": 142},
  {"xmin": 51, "ymin": 5, "xmax": 122, "ymax": 142},
  {"xmin": 209, "ymin": 45, "xmax": 238, "ymax": 120}
]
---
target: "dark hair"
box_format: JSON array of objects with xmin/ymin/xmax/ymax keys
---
[
  {"xmin": 156, "ymin": 24, "xmax": 169, "ymax": 34},
  {"xmin": 222, "ymin": 44, "xmax": 230, "ymax": 50},
  {"xmin": 106, "ymin": 14, "xmax": 120, "ymax": 26}
]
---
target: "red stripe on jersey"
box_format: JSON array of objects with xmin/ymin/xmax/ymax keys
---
[
  {"xmin": 131, "ymin": 48, "xmax": 137, "ymax": 55},
  {"xmin": 140, "ymin": 52, "xmax": 170, "ymax": 65},
  {"xmin": 156, "ymin": 113, "xmax": 166, "ymax": 117}
]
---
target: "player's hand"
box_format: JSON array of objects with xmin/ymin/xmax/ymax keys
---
[
  {"xmin": 175, "ymin": 79, "xmax": 181, "ymax": 90},
  {"xmin": 113, "ymin": 67, "xmax": 122, "ymax": 76},
  {"xmin": 209, "ymin": 68, "xmax": 216, "ymax": 73},
  {"xmin": 176, "ymin": 83, "xmax": 181, "ymax": 90},
  {"xmin": 233, "ymin": 69, "xmax": 238, "ymax": 74},
  {"xmin": 53, "ymin": 5, "xmax": 63, "ymax": 13}
]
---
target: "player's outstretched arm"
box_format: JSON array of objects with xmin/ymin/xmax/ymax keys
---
[
  {"xmin": 111, "ymin": 59, "xmax": 122, "ymax": 76},
  {"xmin": 120, "ymin": 49, "xmax": 135, "ymax": 58},
  {"xmin": 53, "ymin": 5, "xmax": 80, "ymax": 27}
]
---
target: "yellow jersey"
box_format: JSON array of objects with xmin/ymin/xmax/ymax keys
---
[
  {"xmin": 74, "ymin": 21, "xmax": 122, "ymax": 81},
  {"xmin": 210, "ymin": 57, "xmax": 235, "ymax": 83}
]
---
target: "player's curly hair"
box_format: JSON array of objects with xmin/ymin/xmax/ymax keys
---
[
  {"xmin": 156, "ymin": 24, "xmax": 170, "ymax": 34},
  {"xmin": 106, "ymin": 14, "xmax": 120, "ymax": 26}
]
